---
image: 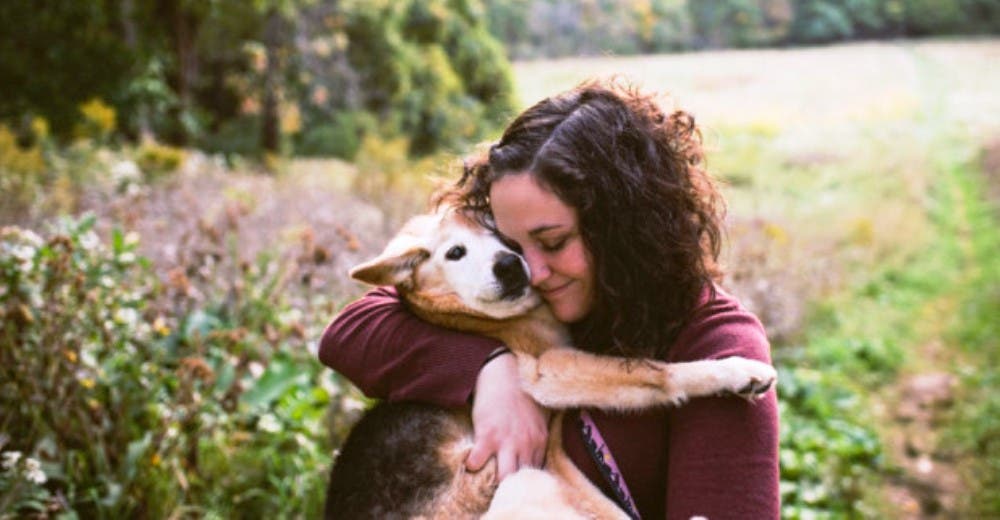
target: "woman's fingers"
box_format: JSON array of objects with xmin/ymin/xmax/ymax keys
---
[{"xmin": 467, "ymin": 351, "xmax": 549, "ymax": 481}]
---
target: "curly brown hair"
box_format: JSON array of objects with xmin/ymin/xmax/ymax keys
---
[{"xmin": 455, "ymin": 79, "xmax": 725, "ymax": 359}]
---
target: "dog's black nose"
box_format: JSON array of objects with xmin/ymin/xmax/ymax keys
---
[{"xmin": 493, "ymin": 253, "xmax": 528, "ymax": 298}]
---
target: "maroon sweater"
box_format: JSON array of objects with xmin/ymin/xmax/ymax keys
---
[{"xmin": 319, "ymin": 286, "xmax": 779, "ymax": 519}]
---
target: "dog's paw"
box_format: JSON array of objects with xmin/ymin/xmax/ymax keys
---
[{"xmin": 718, "ymin": 357, "xmax": 777, "ymax": 400}]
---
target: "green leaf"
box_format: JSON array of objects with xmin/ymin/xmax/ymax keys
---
[
  {"xmin": 241, "ymin": 357, "xmax": 310, "ymax": 409},
  {"xmin": 112, "ymin": 228, "xmax": 124, "ymax": 254}
]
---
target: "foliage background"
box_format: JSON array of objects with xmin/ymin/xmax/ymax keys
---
[{"xmin": 1, "ymin": 1, "xmax": 999, "ymax": 518}]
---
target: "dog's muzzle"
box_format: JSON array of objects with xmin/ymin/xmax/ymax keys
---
[{"xmin": 493, "ymin": 252, "xmax": 530, "ymax": 300}]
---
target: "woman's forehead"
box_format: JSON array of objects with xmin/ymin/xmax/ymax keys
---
[{"xmin": 489, "ymin": 174, "xmax": 577, "ymax": 235}]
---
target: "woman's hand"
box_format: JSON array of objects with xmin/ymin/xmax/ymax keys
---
[{"xmin": 465, "ymin": 351, "xmax": 549, "ymax": 481}]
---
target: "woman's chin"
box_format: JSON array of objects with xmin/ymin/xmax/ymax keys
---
[{"xmin": 548, "ymin": 300, "xmax": 587, "ymax": 324}]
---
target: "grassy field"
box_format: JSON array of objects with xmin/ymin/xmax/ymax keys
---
[{"xmin": 2, "ymin": 38, "xmax": 998, "ymax": 517}]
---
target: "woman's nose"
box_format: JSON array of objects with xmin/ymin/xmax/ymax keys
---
[{"xmin": 523, "ymin": 249, "xmax": 551, "ymax": 286}]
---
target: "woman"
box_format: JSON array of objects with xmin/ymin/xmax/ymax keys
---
[{"xmin": 320, "ymin": 79, "xmax": 779, "ymax": 519}]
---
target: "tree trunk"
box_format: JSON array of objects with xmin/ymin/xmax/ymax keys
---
[
  {"xmin": 120, "ymin": 0, "xmax": 154, "ymax": 142},
  {"xmin": 261, "ymin": 9, "xmax": 281, "ymax": 155},
  {"xmin": 167, "ymin": 0, "xmax": 199, "ymax": 145}
]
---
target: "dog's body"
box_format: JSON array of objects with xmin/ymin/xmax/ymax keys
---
[{"xmin": 325, "ymin": 207, "xmax": 776, "ymax": 519}]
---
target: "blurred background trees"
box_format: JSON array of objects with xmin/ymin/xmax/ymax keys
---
[
  {"xmin": 484, "ymin": 0, "xmax": 999, "ymax": 59},
  {"xmin": 0, "ymin": 0, "xmax": 516, "ymax": 159},
  {"xmin": 2, "ymin": 0, "xmax": 996, "ymax": 160}
]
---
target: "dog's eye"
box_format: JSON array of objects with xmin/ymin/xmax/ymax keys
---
[{"xmin": 445, "ymin": 245, "xmax": 466, "ymax": 261}]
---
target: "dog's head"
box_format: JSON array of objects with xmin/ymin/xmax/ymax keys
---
[{"xmin": 350, "ymin": 208, "xmax": 541, "ymax": 320}]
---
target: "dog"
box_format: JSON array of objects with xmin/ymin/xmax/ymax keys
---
[{"xmin": 324, "ymin": 206, "xmax": 776, "ymax": 519}]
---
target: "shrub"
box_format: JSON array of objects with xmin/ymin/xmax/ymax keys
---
[
  {"xmin": 777, "ymin": 364, "xmax": 883, "ymax": 518},
  {"xmin": 0, "ymin": 124, "xmax": 47, "ymax": 218},
  {"xmin": 0, "ymin": 216, "xmax": 357, "ymax": 517},
  {"xmin": 295, "ymin": 110, "xmax": 374, "ymax": 160},
  {"xmin": 135, "ymin": 140, "xmax": 186, "ymax": 181},
  {"xmin": 75, "ymin": 98, "xmax": 117, "ymax": 143}
]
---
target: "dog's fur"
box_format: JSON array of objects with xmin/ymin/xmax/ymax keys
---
[{"xmin": 325, "ymin": 207, "xmax": 776, "ymax": 519}]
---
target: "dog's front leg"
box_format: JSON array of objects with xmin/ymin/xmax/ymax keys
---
[{"xmin": 516, "ymin": 349, "xmax": 775, "ymax": 411}]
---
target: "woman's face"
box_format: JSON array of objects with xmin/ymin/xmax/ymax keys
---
[{"xmin": 489, "ymin": 173, "xmax": 595, "ymax": 323}]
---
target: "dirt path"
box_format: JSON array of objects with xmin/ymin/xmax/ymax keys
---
[{"xmin": 881, "ymin": 341, "xmax": 964, "ymax": 517}]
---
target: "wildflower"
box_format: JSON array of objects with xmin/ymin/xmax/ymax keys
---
[
  {"xmin": 258, "ymin": 413, "xmax": 281, "ymax": 433},
  {"xmin": 24, "ymin": 458, "xmax": 46, "ymax": 484},
  {"xmin": 78, "ymin": 98, "xmax": 116, "ymax": 135},
  {"xmin": 80, "ymin": 377, "xmax": 96, "ymax": 389},
  {"xmin": 295, "ymin": 433, "xmax": 317, "ymax": 451},
  {"xmin": 248, "ymin": 361, "xmax": 265, "ymax": 379},
  {"xmin": 2, "ymin": 451, "xmax": 22, "ymax": 470},
  {"xmin": 114, "ymin": 307, "xmax": 139, "ymax": 328},
  {"xmin": 151, "ymin": 453, "xmax": 161, "ymax": 466},
  {"xmin": 111, "ymin": 160, "xmax": 142, "ymax": 186},
  {"xmin": 31, "ymin": 117, "xmax": 49, "ymax": 140},
  {"xmin": 79, "ymin": 230, "xmax": 100, "ymax": 251},
  {"xmin": 64, "ymin": 349, "xmax": 78, "ymax": 363},
  {"xmin": 10, "ymin": 244, "xmax": 35, "ymax": 264},
  {"xmin": 153, "ymin": 316, "xmax": 170, "ymax": 336}
]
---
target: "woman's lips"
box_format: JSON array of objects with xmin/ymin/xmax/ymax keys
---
[{"xmin": 540, "ymin": 280, "xmax": 572, "ymax": 299}]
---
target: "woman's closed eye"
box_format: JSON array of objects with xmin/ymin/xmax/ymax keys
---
[{"xmin": 539, "ymin": 236, "xmax": 569, "ymax": 252}]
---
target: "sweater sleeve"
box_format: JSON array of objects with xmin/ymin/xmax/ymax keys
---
[
  {"xmin": 663, "ymin": 292, "xmax": 780, "ymax": 520},
  {"xmin": 318, "ymin": 286, "xmax": 505, "ymax": 408}
]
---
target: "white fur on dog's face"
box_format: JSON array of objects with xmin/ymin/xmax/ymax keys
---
[{"xmin": 350, "ymin": 209, "xmax": 541, "ymax": 319}]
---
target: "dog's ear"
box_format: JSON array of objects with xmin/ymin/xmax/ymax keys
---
[{"xmin": 349, "ymin": 247, "xmax": 431, "ymax": 288}]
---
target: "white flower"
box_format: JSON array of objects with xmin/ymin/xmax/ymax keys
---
[
  {"xmin": 248, "ymin": 361, "xmax": 265, "ymax": 379},
  {"xmin": 114, "ymin": 307, "xmax": 139, "ymax": 328},
  {"xmin": 79, "ymin": 231, "xmax": 100, "ymax": 251},
  {"xmin": 1, "ymin": 451, "xmax": 22, "ymax": 470},
  {"xmin": 294, "ymin": 433, "xmax": 316, "ymax": 451},
  {"xmin": 258, "ymin": 413, "xmax": 281, "ymax": 433},
  {"xmin": 24, "ymin": 458, "xmax": 46, "ymax": 484},
  {"xmin": 10, "ymin": 244, "xmax": 35, "ymax": 263},
  {"xmin": 111, "ymin": 160, "xmax": 142, "ymax": 186},
  {"xmin": 21, "ymin": 229, "xmax": 42, "ymax": 247}
]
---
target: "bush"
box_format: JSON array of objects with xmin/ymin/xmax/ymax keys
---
[
  {"xmin": 135, "ymin": 140, "xmax": 186, "ymax": 181},
  {"xmin": 0, "ymin": 216, "xmax": 357, "ymax": 517},
  {"xmin": 341, "ymin": 0, "xmax": 517, "ymax": 156},
  {"xmin": 0, "ymin": 124, "xmax": 47, "ymax": 218},
  {"xmin": 295, "ymin": 111, "xmax": 374, "ymax": 160},
  {"xmin": 776, "ymin": 364, "xmax": 882, "ymax": 518}
]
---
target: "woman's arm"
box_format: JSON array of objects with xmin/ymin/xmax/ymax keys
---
[
  {"xmin": 319, "ymin": 287, "xmax": 549, "ymax": 478},
  {"xmin": 665, "ymin": 391, "xmax": 779, "ymax": 519},
  {"xmin": 663, "ymin": 289, "xmax": 780, "ymax": 519},
  {"xmin": 318, "ymin": 286, "xmax": 503, "ymax": 407}
]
